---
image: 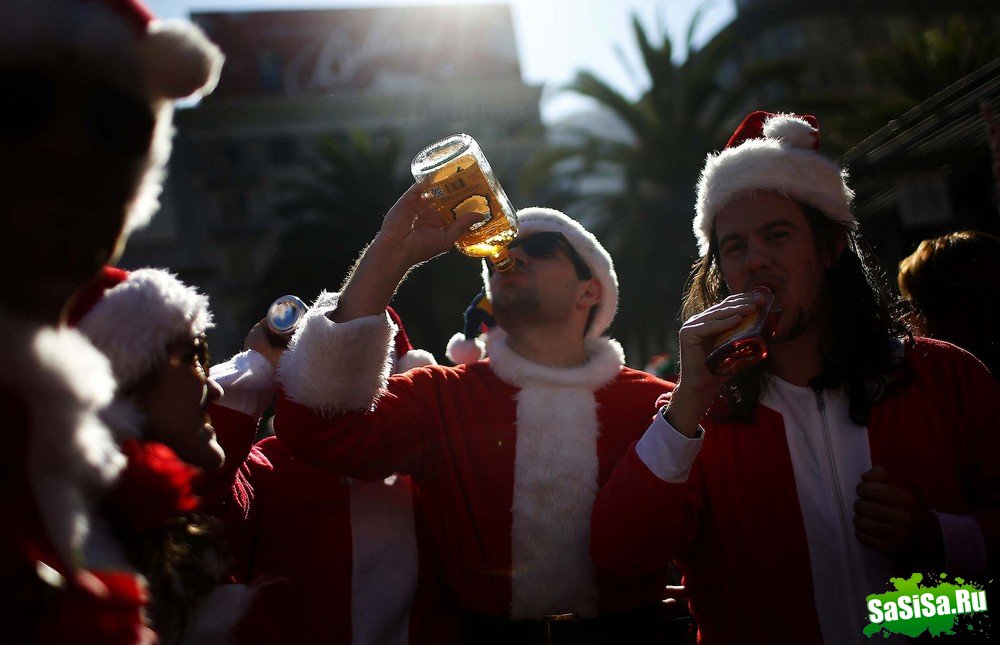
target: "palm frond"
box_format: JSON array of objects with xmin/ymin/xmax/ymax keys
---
[{"xmin": 564, "ymin": 71, "xmax": 652, "ymax": 140}]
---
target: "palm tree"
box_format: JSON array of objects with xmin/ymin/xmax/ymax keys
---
[
  {"xmin": 256, "ymin": 129, "xmax": 481, "ymax": 357},
  {"xmin": 522, "ymin": 8, "xmax": 799, "ymax": 363},
  {"xmin": 275, "ymin": 129, "xmax": 408, "ymax": 226},
  {"xmin": 827, "ymin": 14, "xmax": 1000, "ymax": 152},
  {"xmin": 255, "ymin": 130, "xmax": 407, "ymax": 307},
  {"xmin": 869, "ymin": 15, "xmax": 1000, "ymax": 105}
]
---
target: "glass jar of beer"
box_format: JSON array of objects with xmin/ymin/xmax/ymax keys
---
[{"xmin": 411, "ymin": 134, "xmax": 518, "ymax": 272}]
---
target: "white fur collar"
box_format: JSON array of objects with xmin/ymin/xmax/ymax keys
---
[
  {"xmin": 509, "ymin": 383, "xmax": 602, "ymax": 618},
  {"xmin": 0, "ymin": 311, "xmax": 126, "ymax": 567},
  {"xmin": 486, "ymin": 328, "xmax": 624, "ymax": 390},
  {"xmin": 486, "ymin": 330, "xmax": 623, "ymax": 617}
]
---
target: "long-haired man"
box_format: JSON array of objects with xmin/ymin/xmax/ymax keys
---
[{"xmin": 591, "ymin": 111, "xmax": 999, "ymax": 644}]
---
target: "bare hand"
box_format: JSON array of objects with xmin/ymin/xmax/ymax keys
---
[
  {"xmin": 375, "ymin": 183, "xmax": 483, "ymax": 269},
  {"xmin": 664, "ymin": 292, "xmax": 768, "ymax": 436},
  {"xmin": 677, "ymin": 292, "xmax": 767, "ymax": 391},
  {"xmin": 854, "ymin": 466, "xmax": 942, "ymax": 567},
  {"xmin": 244, "ymin": 318, "xmax": 285, "ymax": 369}
]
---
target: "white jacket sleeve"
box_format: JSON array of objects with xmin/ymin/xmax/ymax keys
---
[
  {"xmin": 634, "ymin": 408, "xmax": 705, "ymax": 483},
  {"xmin": 209, "ymin": 349, "xmax": 276, "ymax": 418}
]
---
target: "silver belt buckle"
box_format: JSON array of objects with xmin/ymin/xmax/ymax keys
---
[{"xmin": 542, "ymin": 613, "xmax": 577, "ymax": 645}]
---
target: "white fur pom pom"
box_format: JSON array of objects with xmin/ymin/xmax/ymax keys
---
[
  {"xmin": 446, "ymin": 333, "xmax": 486, "ymax": 365},
  {"xmin": 139, "ymin": 19, "xmax": 224, "ymax": 99},
  {"xmin": 397, "ymin": 349, "xmax": 437, "ymax": 373},
  {"xmin": 762, "ymin": 114, "xmax": 817, "ymax": 149}
]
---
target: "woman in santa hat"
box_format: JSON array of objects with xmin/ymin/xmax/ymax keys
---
[{"xmin": 72, "ymin": 265, "xmax": 284, "ymax": 644}]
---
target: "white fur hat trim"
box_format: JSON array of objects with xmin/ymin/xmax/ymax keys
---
[
  {"xmin": 0, "ymin": 1, "xmax": 223, "ymax": 102},
  {"xmin": 694, "ymin": 113, "xmax": 856, "ymax": 255},
  {"xmin": 482, "ymin": 207, "xmax": 618, "ymax": 338},
  {"xmin": 77, "ymin": 268, "xmax": 213, "ymax": 387},
  {"xmin": 396, "ymin": 348, "xmax": 437, "ymax": 373}
]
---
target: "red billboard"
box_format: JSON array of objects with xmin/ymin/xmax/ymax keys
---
[{"xmin": 193, "ymin": 4, "xmax": 522, "ymax": 98}]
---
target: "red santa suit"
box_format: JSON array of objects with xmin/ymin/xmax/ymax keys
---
[
  {"xmin": 0, "ymin": 312, "xmax": 152, "ymax": 644},
  {"xmin": 270, "ymin": 291, "xmax": 676, "ymax": 632},
  {"xmin": 591, "ymin": 337, "xmax": 1000, "ymax": 644},
  {"xmin": 208, "ymin": 305, "xmax": 441, "ymax": 645},
  {"xmin": 71, "ymin": 265, "xmax": 293, "ymax": 644}
]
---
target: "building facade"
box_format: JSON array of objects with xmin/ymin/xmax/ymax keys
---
[{"xmin": 122, "ymin": 4, "xmax": 544, "ymax": 357}]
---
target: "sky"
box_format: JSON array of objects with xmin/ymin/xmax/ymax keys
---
[{"xmin": 145, "ymin": 0, "xmax": 737, "ymax": 121}]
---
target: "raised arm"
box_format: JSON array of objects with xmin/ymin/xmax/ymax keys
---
[
  {"xmin": 232, "ymin": 184, "xmax": 477, "ymax": 479},
  {"xmin": 591, "ymin": 294, "xmax": 764, "ymax": 577},
  {"xmin": 273, "ymin": 366, "xmax": 446, "ymax": 481}
]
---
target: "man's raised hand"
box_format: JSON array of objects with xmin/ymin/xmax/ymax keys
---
[{"xmin": 375, "ymin": 183, "xmax": 483, "ymax": 269}]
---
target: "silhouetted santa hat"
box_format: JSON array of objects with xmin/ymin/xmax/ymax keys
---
[
  {"xmin": 70, "ymin": 266, "xmax": 213, "ymax": 387},
  {"xmin": 694, "ymin": 110, "xmax": 856, "ymax": 256},
  {"xmin": 0, "ymin": 0, "xmax": 225, "ymax": 237},
  {"xmin": 386, "ymin": 306, "xmax": 436, "ymax": 373}
]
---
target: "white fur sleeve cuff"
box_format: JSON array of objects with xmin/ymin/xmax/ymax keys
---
[
  {"xmin": 635, "ymin": 409, "xmax": 704, "ymax": 483},
  {"xmin": 277, "ymin": 293, "xmax": 397, "ymax": 413},
  {"xmin": 932, "ymin": 511, "xmax": 988, "ymax": 578},
  {"xmin": 210, "ymin": 350, "xmax": 276, "ymax": 417}
]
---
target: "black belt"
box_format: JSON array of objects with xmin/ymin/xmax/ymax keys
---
[{"xmin": 460, "ymin": 604, "xmax": 694, "ymax": 645}]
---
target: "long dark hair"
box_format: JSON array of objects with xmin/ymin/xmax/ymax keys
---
[
  {"xmin": 110, "ymin": 511, "xmax": 229, "ymax": 644},
  {"xmin": 682, "ymin": 202, "xmax": 912, "ymax": 425}
]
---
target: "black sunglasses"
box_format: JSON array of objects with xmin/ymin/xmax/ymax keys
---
[
  {"xmin": 495, "ymin": 231, "xmax": 592, "ymax": 280},
  {"xmin": 166, "ymin": 334, "xmax": 212, "ymax": 374}
]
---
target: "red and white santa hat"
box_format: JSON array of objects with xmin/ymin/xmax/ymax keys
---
[
  {"xmin": 480, "ymin": 206, "xmax": 618, "ymax": 335},
  {"xmin": 694, "ymin": 110, "xmax": 857, "ymax": 256},
  {"xmin": 0, "ymin": 0, "xmax": 224, "ymax": 237},
  {"xmin": 451, "ymin": 207, "xmax": 619, "ymax": 363},
  {"xmin": 386, "ymin": 306, "xmax": 436, "ymax": 373},
  {"xmin": 69, "ymin": 266, "xmax": 213, "ymax": 387}
]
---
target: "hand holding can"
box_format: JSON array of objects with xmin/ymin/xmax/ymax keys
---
[{"xmin": 265, "ymin": 295, "xmax": 308, "ymax": 348}]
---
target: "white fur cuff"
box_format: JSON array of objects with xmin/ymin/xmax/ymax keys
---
[{"xmin": 277, "ymin": 293, "xmax": 397, "ymax": 413}]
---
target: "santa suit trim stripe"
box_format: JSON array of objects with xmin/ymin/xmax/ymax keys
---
[
  {"xmin": 349, "ymin": 347, "xmax": 434, "ymax": 644},
  {"xmin": 487, "ymin": 330, "xmax": 623, "ymax": 618},
  {"xmin": 510, "ymin": 387, "xmax": 601, "ymax": 618},
  {"xmin": 349, "ymin": 477, "xmax": 419, "ymax": 645}
]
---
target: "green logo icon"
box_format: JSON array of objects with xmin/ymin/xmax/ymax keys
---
[{"xmin": 864, "ymin": 573, "xmax": 989, "ymax": 638}]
